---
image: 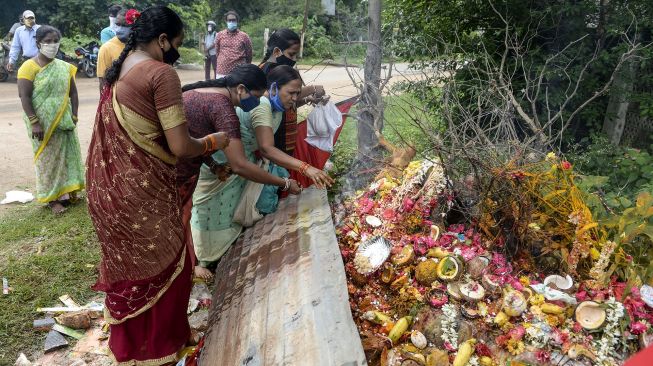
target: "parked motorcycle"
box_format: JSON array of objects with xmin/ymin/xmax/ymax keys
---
[
  {"xmin": 75, "ymin": 41, "xmax": 98, "ymax": 78},
  {"xmin": 0, "ymin": 40, "xmax": 10, "ymax": 82}
]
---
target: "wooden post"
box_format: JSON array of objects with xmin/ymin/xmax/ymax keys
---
[
  {"xmin": 300, "ymin": 0, "xmax": 309, "ymax": 58},
  {"xmin": 263, "ymin": 28, "xmax": 270, "ymax": 56}
]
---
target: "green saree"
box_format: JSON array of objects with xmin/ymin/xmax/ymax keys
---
[{"xmin": 21, "ymin": 59, "xmax": 85, "ymax": 203}]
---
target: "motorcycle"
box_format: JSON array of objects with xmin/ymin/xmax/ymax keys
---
[
  {"xmin": 0, "ymin": 40, "xmax": 10, "ymax": 82},
  {"xmin": 75, "ymin": 41, "xmax": 99, "ymax": 78}
]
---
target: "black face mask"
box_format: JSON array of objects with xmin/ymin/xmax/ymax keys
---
[
  {"xmin": 276, "ymin": 54, "xmax": 296, "ymax": 67},
  {"xmin": 162, "ymin": 45, "xmax": 180, "ymax": 65}
]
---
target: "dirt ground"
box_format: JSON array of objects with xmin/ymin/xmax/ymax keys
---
[{"xmin": 0, "ymin": 63, "xmax": 415, "ymax": 210}]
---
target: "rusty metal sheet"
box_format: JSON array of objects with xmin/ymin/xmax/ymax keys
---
[{"xmin": 201, "ymin": 188, "xmax": 367, "ymax": 366}]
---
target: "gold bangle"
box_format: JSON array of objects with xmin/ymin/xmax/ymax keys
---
[
  {"xmin": 203, "ymin": 137, "xmax": 209, "ymax": 154},
  {"xmin": 71, "ymin": 115, "xmax": 79, "ymax": 122},
  {"xmin": 207, "ymin": 134, "xmax": 217, "ymax": 151}
]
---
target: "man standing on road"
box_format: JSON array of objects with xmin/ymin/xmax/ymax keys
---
[
  {"xmin": 6, "ymin": 14, "xmax": 23, "ymax": 42},
  {"xmin": 7, "ymin": 10, "xmax": 40, "ymax": 73},
  {"xmin": 203, "ymin": 20, "xmax": 217, "ymax": 80},
  {"xmin": 100, "ymin": 4, "xmax": 122, "ymax": 44},
  {"xmin": 214, "ymin": 10, "xmax": 252, "ymax": 78},
  {"xmin": 97, "ymin": 9, "xmax": 134, "ymax": 90}
]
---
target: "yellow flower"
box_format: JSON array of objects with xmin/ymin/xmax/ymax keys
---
[
  {"xmin": 590, "ymin": 247, "xmax": 600, "ymax": 260},
  {"xmin": 523, "ymin": 322, "xmax": 532, "ymax": 329},
  {"xmin": 506, "ymin": 339, "xmax": 525, "ymax": 355},
  {"xmin": 545, "ymin": 314, "xmax": 560, "ymax": 327},
  {"xmin": 519, "ymin": 276, "xmax": 531, "ymax": 286},
  {"xmin": 530, "ymin": 294, "xmax": 545, "ymax": 306}
]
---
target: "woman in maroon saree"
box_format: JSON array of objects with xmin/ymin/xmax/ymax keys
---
[{"xmin": 85, "ymin": 6, "xmax": 228, "ymax": 365}]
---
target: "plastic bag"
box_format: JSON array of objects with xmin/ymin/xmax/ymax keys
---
[
  {"xmin": 0, "ymin": 191, "xmax": 34, "ymax": 204},
  {"xmin": 305, "ymin": 101, "xmax": 342, "ymax": 152}
]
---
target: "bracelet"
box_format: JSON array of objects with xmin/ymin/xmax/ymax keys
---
[
  {"xmin": 299, "ymin": 162, "xmax": 311, "ymax": 177},
  {"xmin": 208, "ymin": 134, "xmax": 217, "ymax": 151},
  {"xmin": 202, "ymin": 137, "xmax": 209, "ymax": 154},
  {"xmin": 28, "ymin": 115, "xmax": 39, "ymax": 125},
  {"xmin": 71, "ymin": 115, "xmax": 78, "ymax": 122},
  {"xmin": 281, "ymin": 177, "xmax": 291, "ymax": 192}
]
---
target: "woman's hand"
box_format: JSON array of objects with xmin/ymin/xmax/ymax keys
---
[
  {"xmin": 305, "ymin": 166, "xmax": 334, "ymax": 189},
  {"xmin": 31, "ymin": 123, "xmax": 44, "ymax": 141},
  {"xmin": 288, "ymin": 179, "xmax": 302, "ymax": 195},
  {"xmin": 211, "ymin": 132, "xmax": 230, "ymax": 151},
  {"xmin": 211, "ymin": 163, "xmax": 232, "ymax": 181}
]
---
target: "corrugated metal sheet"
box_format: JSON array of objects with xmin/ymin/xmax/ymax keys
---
[{"xmin": 201, "ymin": 188, "xmax": 367, "ymax": 366}]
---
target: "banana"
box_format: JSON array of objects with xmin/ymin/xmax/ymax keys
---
[
  {"xmin": 541, "ymin": 303, "xmax": 565, "ymax": 314},
  {"xmin": 388, "ymin": 316, "xmax": 413, "ymax": 344},
  {"xmin": 453, "ymin": 338, "xmax": 476, "ymax": 366},
  {"xmin": 362, "ymin": 310, "xmax": 392, "ymax": 325},
  {"xmin": 479, "ymin": 356, "xmax": 494, "ymax": 366}
]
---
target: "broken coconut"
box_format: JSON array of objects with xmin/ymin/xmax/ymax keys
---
[
  {"xmin": 466, "ymin": 256, "xmax": 490, "ymax": 280},
  {"xmin": 55, "ymin": 311, "xmax": 91, "ymax": 330},
  {"xmin": 502, "ymin": 288, "xmax": 528, "ymax": 317},
  {"xmin": 575, "ymin": 301, "xmax": 606, "ymax": 330},
  {"xmin": 365, "ymin": 215, "xmax": 383, "ymax": 228},
  {"xmin": 436, "ymin": 256, "xmax": 462, "ymax": 281},
  {"xmin": 481, "ymin": 274, "xmax": 501, "ymax": 295},
  {"xmin": 410, "ymin": 330, "xmax": 427, "ymax": 349},
  {"xmin": 544, "ymin": 274, "xmax": 574, "ymax": 291},
  {"xmin": 447, "ymin": 282, "xmax": 463, "ymax": 301},
  {"xmin": 392, "ymin": 245, "xmax": 415, "ymax": 266},
  {"xmin": 459, "ymin": 281, "xmax": 485, "ymax": 302}
]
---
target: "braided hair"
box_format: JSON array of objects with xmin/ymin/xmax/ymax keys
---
[
  {"xmin": 260, "ymin": 28, "xmax": 300, "ymax": 65},
  {"xmin": 104, "ymin": 6, "xmax": 183, "ymax": 85},
  {"xmin": 182, "ymin": 64, "xmax": 266, "ymax": 92}
]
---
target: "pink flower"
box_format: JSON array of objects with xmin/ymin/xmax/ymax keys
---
[
  {"xmin": 572, "ymin": 322, "xmax": 582, "ymax": 333},
  {"xmin": 630, "ymin": 321, "xmax": 648, "ymax": 335},
  {"xmin": 402, "ymin": 197, "xmax": 415, "ymax": 211},
  {"xmin": 535, "ymin": 350, "xmax": 551, "ymax": 362},
  {"xmin": 444, "ymin": 342, "xmax": 456, "ymax": 352},
  {"xmin": 430, "ymin": 294, "xmax": 449, "ymax": 308},
  {"xmin": 575, "ymin": 290, "xmax": 588, "ymax": 302},
  {"xmin": 561, "ymin": 161, "xmax": 572, "ymax": 170},
  {"xmin": 509, "ymin": 325, "xmax": 526, "ymax": 340}
]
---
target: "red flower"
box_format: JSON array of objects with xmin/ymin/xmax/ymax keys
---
[
  {"xmin": 429, "ymin": 294, "xmax": 448, "ymax": 308},
  {"xmin": 561, "ymin": 161, "xmax": 572, "ymax": 170},
  {"xmin": 125, "ymin": 9, "xmax": 141, "ymax": 25},
  {"xmin": 475, "ymin": 343, "xmax": 492, "ymax": 357}
]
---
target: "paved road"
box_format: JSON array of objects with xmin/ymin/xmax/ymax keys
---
[{"xmin": 0, "ymin": 63, "xmax": 415, "ymax": 203}]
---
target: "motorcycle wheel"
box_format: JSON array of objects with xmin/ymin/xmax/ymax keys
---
[{"xmin": 84, "ymin": 63, "xmax": 96, "ymax": 78}]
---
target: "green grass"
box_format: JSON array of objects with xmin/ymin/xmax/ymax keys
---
[{"xmin": 0, "ymin": 203, "xmax": 100, "ymax": 364}]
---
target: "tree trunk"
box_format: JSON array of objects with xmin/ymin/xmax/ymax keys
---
[
  {"xmin": 356, "ymin": 0, "xmax": 383, "ymax": 160},
  {"xmin": 602, "ymin": 37, "xmax": 638, "ymax": 145}
]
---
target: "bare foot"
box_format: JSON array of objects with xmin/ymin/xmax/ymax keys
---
[
  {"xmin": 194, "ymin": 266, "xmax": 214, "ymax": 280},
  {"xmin": 48, "ymin": 201, "xmax": 67, "ymax": 215}
]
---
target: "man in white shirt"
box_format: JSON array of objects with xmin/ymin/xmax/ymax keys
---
[
  {"xmin": 7, "ymin": 10, "xmax": 40, "ymax": 73},
  {"xmin": 203, "ymin": 20, "xmax": 217, "ymax": 80}
]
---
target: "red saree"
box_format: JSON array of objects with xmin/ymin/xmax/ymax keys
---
[{"xmin": 86, "ymin": 60, "xmax": 191, "ymax": 365}]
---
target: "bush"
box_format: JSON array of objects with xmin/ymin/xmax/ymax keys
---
[
  {"xmin": 178, "ymin": 47, "xmax": 204, "ymax": 65},
  {"xmin": 572, "ymin": 135, "xmax": 653, "ymax": 216},
  {"xmin": 60, "ymin": 35, "xmax": 98, "ymax": 58}
]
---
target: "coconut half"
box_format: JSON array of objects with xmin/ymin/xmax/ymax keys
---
[
  {"xmin": 482, "ymin": 274, "xmax": 501, "ymax": 294},
  {"xmin": 575, "ymin": 301, "xmax": 606, "ymax": 330},
  {"xmin": 544, "ymin": 274, "xmax": 574, "ymax": 291},
  {"xmin": 459, "ymin": 281, "xmax": 486, "ymax": 302},
  {"xmin": 502, "ymin": 289, "xmax": 528, "ymax": 317},
  {"xmin": 436, "ymin": 256, "xmax": 462, "ymax": 281},
  {"xmin": 365, "ymin": 215, "xmax": 383, "ymax": 228},
  {"xmin": 447, "ymin": 282, "xmax": 463, "ymax": 301}
]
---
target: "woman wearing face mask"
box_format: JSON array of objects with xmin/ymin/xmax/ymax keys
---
[
  {"xmin": 17, "ymin": 25, "xmax": 84, "ymax": 214},
  {"xmin": 179, "ymin": 63, "xmax": 302, "ymax": 279},
  {"xmin": 259, "ymin": 28, "xmax": 330, "ymax": 155},
  {"xmin": 191, "ymin": 65, "xmax": 334, "ymax": 277},
  {"xmin": 85, "ymin": 6, "xmax": 230, "ymax": 365}
]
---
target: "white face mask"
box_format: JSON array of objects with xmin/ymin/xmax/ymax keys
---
[{"xmin": 40, "ymin": 43, "xmax": 60, "ymax": 59}]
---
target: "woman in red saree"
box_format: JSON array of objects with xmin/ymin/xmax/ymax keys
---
[{"xmin": 85, "ymin": 6, "xmax": 229, "ymax": 365}]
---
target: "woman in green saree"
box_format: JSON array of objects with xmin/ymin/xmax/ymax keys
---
[
  {"xmin": 17, "ymin": 25, "xmax": 84, "ymax": 214},
  {"xmin": 191, "ymin": 65, "xmax": 334, "ymax": 277}
]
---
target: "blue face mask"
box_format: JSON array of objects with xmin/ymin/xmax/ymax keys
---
[
  {"xmin": 238, "ymin": 86, "xmax": 260, "ymax": 112},
  {"xmin": 115, "ymin": 26, "xmax": 131, "ymax": 43},
  {"xmin": 269, "ymin": 83, "xmax": 285, "ymax": 112},
  {"xmin": 227, "ymin": 21, "xmax": 237, "ymax": 31}
]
